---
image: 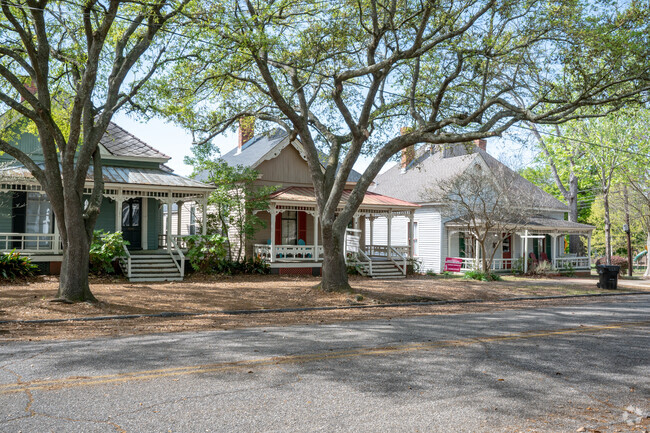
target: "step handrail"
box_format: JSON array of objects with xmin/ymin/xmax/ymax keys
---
[
  {"xmin": 357, "ymin": 248, "xmax": 373, "ymax": 277},
  {"xmin": 169, "ymin": 236, "xmax": 185, "ymax": 279},
  {"xmin": 389, "ymin": 246, "xmax": 407, "ymax": 276},
  {"xmin": 120, "ymin": 244, "xmax": 132, "ymax": 279}
]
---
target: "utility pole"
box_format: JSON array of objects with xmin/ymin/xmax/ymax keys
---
[{"xmin": 623, "ymin": 185, "xmax": 633, "ymax": 277}]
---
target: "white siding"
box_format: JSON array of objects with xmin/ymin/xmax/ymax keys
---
[
  {"xmin": 365, "ymin": 206, "xmax": 443, "ymax": 273},
  {"xmin": 419, "ymin": 207, "xmax": 443, "ymax": 273},
  {"xmin": 365, "ymin": 215, "xmax": 409, "ymax": 247}
]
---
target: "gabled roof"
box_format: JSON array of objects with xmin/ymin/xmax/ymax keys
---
[
  {"xmin": 371, "ymin": 146, "xmax": 568, "ymax": 211},
  {"xmin": 195, "ymin": 128, "xmax": 362, "ymax": 183},
  {"xmin": 100, "ymin": 122, "xmax": 170, "ymax": 161}
]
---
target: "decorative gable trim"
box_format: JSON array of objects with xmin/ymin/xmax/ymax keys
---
[{"xmin": 251, "ymin": 135, "xmax": 310, "ymax": 169}]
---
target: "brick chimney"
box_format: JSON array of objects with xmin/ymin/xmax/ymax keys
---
[
  {"xmin": 474, "ymin": 139, "xmax": 487, "ymax": 152},
  {"xmin": 20, "ymin": 79, "xmax": 37, "ymax": 102},
  {"xmin": 400, "ymin": 127, "xmax": 414, "ymax": 173},
  {"xmin": 237, "ymin": 117, "xmax": 255, "ymax": 154}
]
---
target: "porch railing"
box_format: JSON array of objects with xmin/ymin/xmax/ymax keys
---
[
  {"xmin": 119, "ymin": 244, "xmax": 132, "ymax": 279},
  {"xmin": 0, "ymin": 232, "xmax": 61, "ymax": 253},
  {"xmin": 388, "ymin": 246, "xmax": 407, "ymax": 275},
  {"xmin": 554, "ymin": 256, "xmax": 590, "ymax": 270},
  {"xmin": 159, "ymin": 234, "xmax": 193, "ymax": 249},
  {"xmin": 367, "ymin": 245, "xmax": 409, "ymax": 258},
  {"xmin": 254, "ymin": 244, "xmax": 323, "ymax": 262},
  {"xmin": 169, "ymin": 235, "xmax": 185, "ymax": 279},
  {"xmin": 454, "ymin": 256, "xmax": 590, "ymax": 272},
  {"xmin": 346, "ymin": 249, "xmax": 373, "ymax": 277}
]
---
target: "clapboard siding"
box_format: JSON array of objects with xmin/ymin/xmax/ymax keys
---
[
  {"xmin": 365, "ymin": 215, "xmax": 409, "ymax": 247},
  {"xmin": 417, "ymin": 207, "xmax": 443, "ymax": 273}
]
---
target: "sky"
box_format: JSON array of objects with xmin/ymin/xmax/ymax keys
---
[{"xmin": 112, "ymin": 112, "xmax": 538, "ymax": 178}]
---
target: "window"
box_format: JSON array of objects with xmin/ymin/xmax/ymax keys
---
[
  {"xmin": 281, "ymin": 211, "xmax": 298, "ymax": 245},
  {"xmin": 25, "ymin": 192, "xmax": 52, "ymax": 249},
  {"xmin": 122, "ymin": 200, "xmax": 140, "ymax": 227}
]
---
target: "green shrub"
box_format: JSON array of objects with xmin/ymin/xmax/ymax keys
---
[
  {"xmin": 426, "ymin": 269, "xmax": 437, "ymax": 276},
  {"xmin": 0, "ymin": 249, "xmax": 38, "ymax": 280},
  {"xmin": 185, "ymin": 234, "xmax": 229, "ymax": 273},
  {"xmin": 186, "ymin": 235, "xmax": 270, "ymax": 275},
  {"xmin": 463, "ymin": 269, "xmax": 502, "ymax": 281},
  {"xmin": 89, "ymin": 230, "xmax": 129, "ymax": 274}
]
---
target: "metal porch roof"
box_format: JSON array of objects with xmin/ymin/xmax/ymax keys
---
[
  {"xmin": 269, "ymin": 186, "xmax": 419, "ymax": 209},
  {"xmin": 0, "ymin": 164, "xmax": 213, "ymax": 190}
]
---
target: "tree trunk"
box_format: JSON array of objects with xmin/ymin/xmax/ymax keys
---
[
  {"xmin": 56, "ymin": 216, "xmax": 96, "ymax": 302},
  {"xmin": 645, "ymin": 232, "xmax": 650, "ymax": 278},
  {"xmin": 319, "ymin": 223, "xmax": 351, "ymax": 292},
  {"xmin": 603, "ymin": 191, "xmax": 612, "ymax": 265},
  {"xmin": 481, "ymin": 243, "xmax": 488, "ymax": 273},
  {"xmin": 567, "ymin": 173, "xmax": 583, "ymax": 255}
]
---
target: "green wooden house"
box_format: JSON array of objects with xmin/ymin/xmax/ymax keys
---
[{"xmin": 0, "ymin": 122, "xmax": 213, "ymax": 281}]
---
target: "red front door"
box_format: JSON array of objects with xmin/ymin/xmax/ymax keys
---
[{"xmin": 502, "ymin": 235, "xmax": 512, "ymax": 269}]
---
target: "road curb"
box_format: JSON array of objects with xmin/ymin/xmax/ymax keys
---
[{"xmin": 1, "ymin": 291, "xmax": 648, "ymax": 325}]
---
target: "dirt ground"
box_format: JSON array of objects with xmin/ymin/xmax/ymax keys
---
[{"xmin": 1, "ymin": 273, "xmax": 648, "ymax": 341}]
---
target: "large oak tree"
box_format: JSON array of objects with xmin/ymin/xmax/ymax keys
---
[
  {"xmin": 0, "ymin": 0, "xmax": 189, "ymax": 301},
  {"xmin": 158, "ymin": 0, "xmax": 650, "ymax": 291}
]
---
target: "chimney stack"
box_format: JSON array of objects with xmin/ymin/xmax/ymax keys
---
[
  {"xmin": 400, "ymin": 127, "xmax": 414, "ymax": 173},
  {"xmin": 474, "ymin": 139, "xmax": 487, "ymax": 152},
  {"xmin": 20, "ymin": 79, "xmax": 37, "ymax": 102},
  {"xmin": 237, "ymin": 117, "xmax": 255, "ymax": 154}
]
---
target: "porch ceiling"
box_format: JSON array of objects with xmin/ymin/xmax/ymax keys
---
[
  {"xmin": 445, "ymin": 214, "xmax": 595, "ymax": 233},
  {"xmin": 269, "ymin": 186, "xmax": 419, "ymax": 212}
]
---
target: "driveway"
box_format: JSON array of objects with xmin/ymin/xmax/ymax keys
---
[{"xmin": 1, "ymin": 295, "xmax": 648, "ymax": 432}]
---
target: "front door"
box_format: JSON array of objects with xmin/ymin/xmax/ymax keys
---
[
  {"xmin": 122, "ymin": 198, "xmax": 142, "ymax": 250},
  {"xmin": 502, "ymin": 235, "xmax": 512, "ymax": 269}
]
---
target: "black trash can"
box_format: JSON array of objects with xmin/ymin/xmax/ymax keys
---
[{"xmin": 596, "ymin": 265, "xmax": 620, "ymax": 290}]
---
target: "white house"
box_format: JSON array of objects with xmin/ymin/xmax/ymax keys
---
[{"xmin": 369, "ymin": 140, "xmax": 594, "ymax": 274}]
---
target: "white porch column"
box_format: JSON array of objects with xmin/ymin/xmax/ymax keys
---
[
  {"xmin": 166, "ymin": 201, "xmax": 172, "ymax": 249},
  {"xmin": 387, "ymin": 211, "xmax": 393, "ymax": 252},
  {"xmin": 270, "ymin": 205, "xmax": 277, "ymax": 263},
  {"xmin": 550, "ymin": 234, "xmax": 558, "ymax": 269},
  {"xmin": 587, "ymin": 232, "xmax": 588, "ymax": 273},
  {"xmin": 115, "ymin": 194, "xmax": 124, "ymax": 232},
  {"xmin": 201, "ymin": 196, "xmax": 208, "ymax": 235},
  {"xmin": 313, "ymin": 212, "xmax": 319, "ymax": 261},
  {"xmin": 408, "ymin": 211, "xmax": 415, "ymax": 258},
  {"xmin": 523, "ymin": 230, "xmax": 529, "ymax": 274},
  {"xmin": 475, "ymin": 237, "xmax": 480, "ymax": 270},
  {"xmin": 353, "ymin": 214, "xmax": 359, "ymax": 230},
  {"xmin": 176, "ymin": 200, "xmax": 183, "ymax": 237},
  {"xmin": 369, "ymin": 216, "xmax": 374, "ymax": 253}
]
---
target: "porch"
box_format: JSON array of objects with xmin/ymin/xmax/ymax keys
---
[
  {"xmin": 251, "ymin": 186, "xmax": 419, "ymax": 277},
  {"xmin": 445, "ymin": 217, "xmax": 595, "ymax": 273},
  {"xmin": 0, "ymin": 166, "xmax": 213, "ymax": 280}
]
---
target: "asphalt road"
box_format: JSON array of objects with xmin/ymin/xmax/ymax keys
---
[{"xmin": 1, "ymin": 295, "xmax": 649, "ymax": 433}]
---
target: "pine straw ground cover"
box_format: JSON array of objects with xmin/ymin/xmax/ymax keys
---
[{"xmin": 0, "ymin": 273, "xmax": 647, "ymax": 341}]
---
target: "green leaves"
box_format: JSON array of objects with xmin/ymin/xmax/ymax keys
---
[
  {"xmin": 89, "ymin": 230, "xmax": 129, "ymax": 275},
  {"xmin": 0, "ymin": 249, "xmax": 38, "ymax": 280}
]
